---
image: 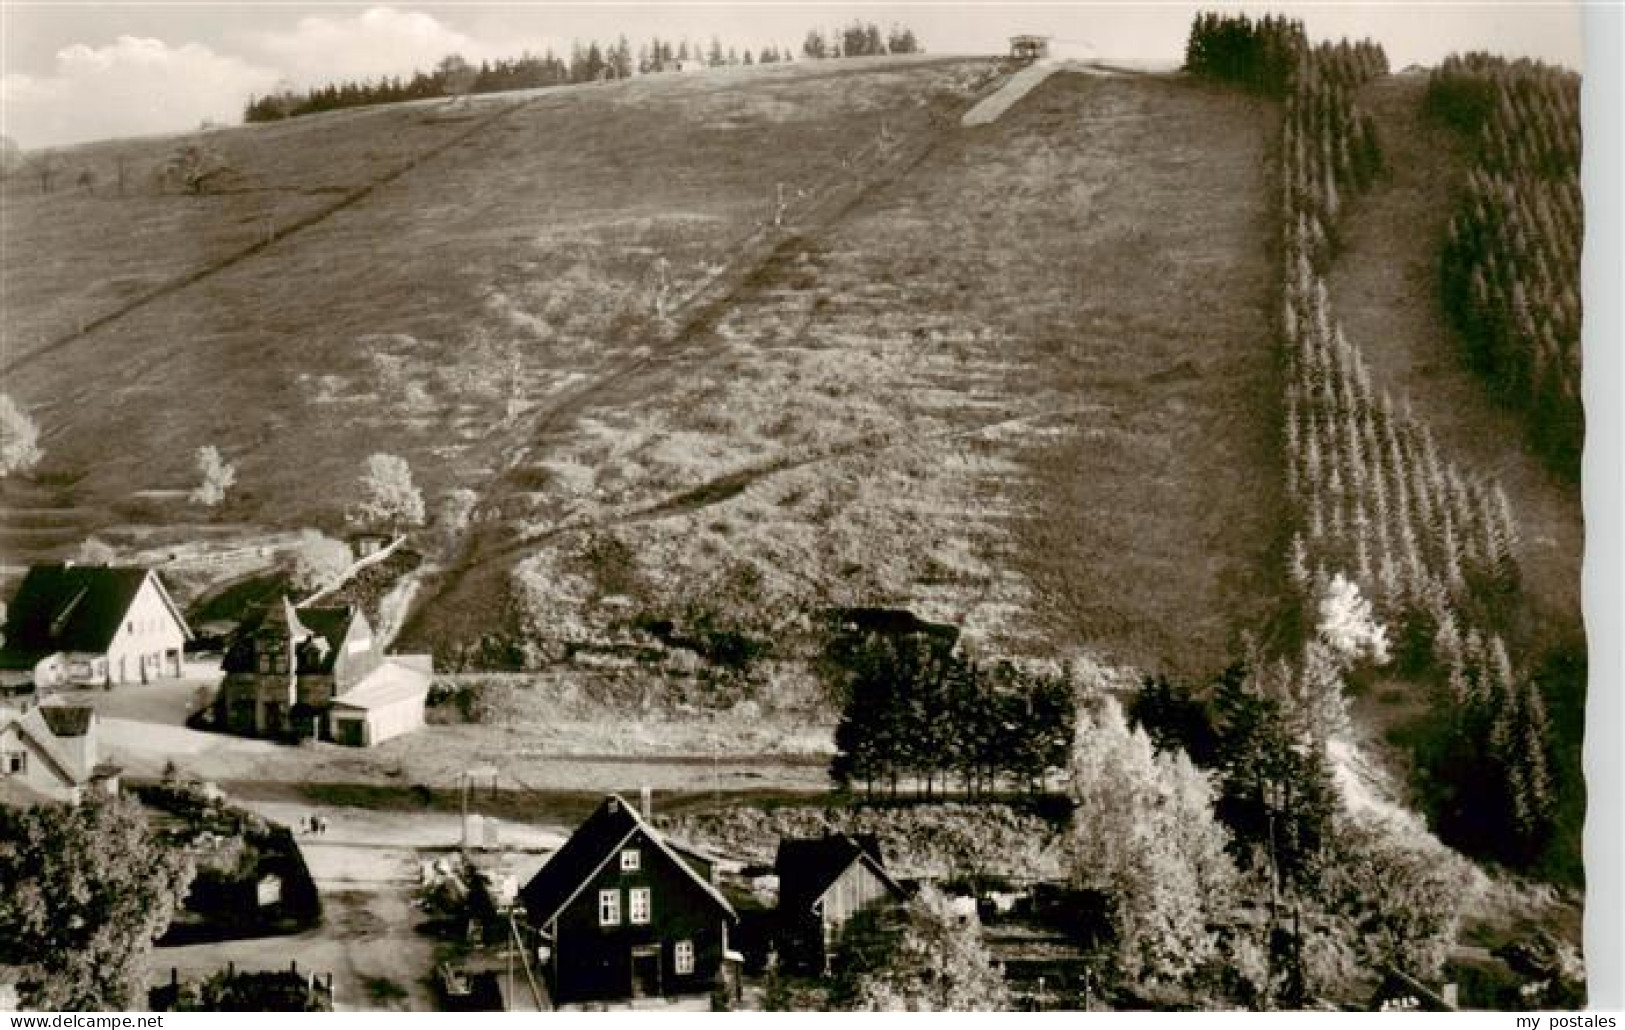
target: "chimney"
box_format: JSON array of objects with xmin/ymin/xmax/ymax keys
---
[{"xmin": 640, "ymin": 784, "xmax": 653, "ymax": 820}]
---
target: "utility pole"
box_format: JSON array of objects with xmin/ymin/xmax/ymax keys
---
[{"xmin": 460, "ymin": 765, "xmax": 499, "ymax": 850}]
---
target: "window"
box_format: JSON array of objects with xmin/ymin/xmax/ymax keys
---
[
  {"xmin": 629, "ymin": 888, "xmax": 650, "ymax": 924},
  {"xmin": 273, "ymin": 653, "xmax": 288, "ymax": 674},
  {"xmin": 620, "ymin": 848, "xmax": 640, "ymax": 872},
  {"xmin": 674, "ymin": 940, "xmax": 694, "ymax": 975},
  {"xmin": 257, "ymin": 653, "xmax": 270, "ymax": 673},
  {"xmin": 598, "ymin": 889, "xmax": 620, "ymax": 926},
  {"xmin": 4, "ymin": 752, "xmax": 24, "ymax": 775}
]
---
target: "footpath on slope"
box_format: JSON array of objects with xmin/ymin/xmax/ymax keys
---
[
  {"xmin": 962, "ymin": 60, "xmax": 1061, "ymax": 126},
  {"xmin": 961, "ymin": 59, "xmax": 1139, "ymax": 127}
]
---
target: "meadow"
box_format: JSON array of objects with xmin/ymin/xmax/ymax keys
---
[
  {"xmin": 2, "ymin": 56, "xmax": 987, "ymax": 558},
  {"xmin": 404, "ymin": 70, "xmax": 1283, "ymax": 679}
]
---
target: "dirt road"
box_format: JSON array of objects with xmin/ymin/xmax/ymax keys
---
[{"xmin": 150, "ymin": 800, "xmax": 570, "ymax": 1012}]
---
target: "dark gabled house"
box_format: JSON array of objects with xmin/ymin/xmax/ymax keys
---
[
  {"xmin": 518, "ymin": 794, "xmax": 737, "ymax": 1004},
  {"xmin": 215, "ymin": 597, "xmax": 429, "ymax": 746},
  {"xmin": 0, "ymin": 564, "xmax": 190, "ymax": 690},
  {"xmin": 775, "ymin": 832, "xmax": 906, "ymax": 973}
]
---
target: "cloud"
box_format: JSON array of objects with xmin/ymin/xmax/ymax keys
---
[
  {"xmin": 250, "ymin": 6, "xmax": 551, "ymax": 90},
  {"xmin": 1, "ymin": 36, "xmax": 280, "ymax": 149}
]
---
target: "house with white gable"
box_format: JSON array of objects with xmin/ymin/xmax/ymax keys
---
[
  {"xmin": 0, "ymin": 564, "xmax": 191, "ymax": 690},
  {"xmin": 0, "ymin": 699, "xmax": 120, "ymax": 805}
]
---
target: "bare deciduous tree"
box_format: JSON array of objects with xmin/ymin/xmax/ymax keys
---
[
  {"xmin": 158, "ymin": 143, "xmax": 233, "ymax": 195},
  {"xmin": 284, "ymin": 530, "xmax": 353, "ymax": 594},
  {"xmin": 189, "ymin": 445, "xmax": 237, "ymax": 507},
  {"xmin": 0, "ymin": 394, "xmax": 43, "ymax": 477}
]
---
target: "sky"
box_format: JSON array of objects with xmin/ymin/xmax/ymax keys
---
[{"xmin": 0, "ymin": 2, "xmax": 1589, "ymax": 149}]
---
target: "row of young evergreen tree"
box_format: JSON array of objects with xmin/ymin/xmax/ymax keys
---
[
  {"xmin": 1429, "ymin": 55, "xmax": 1583, "ymax": 479},
  {"xmin": 1189, "ymin": 12, "xmax": 1557, "ymax": 869},
  {"xmin": 826, "ymin": 633, "xmax": 1075, "ymax": 799},
  {"xmin": 1198, "ymin": 14, "xmax": 1560, "ymax": 867}
]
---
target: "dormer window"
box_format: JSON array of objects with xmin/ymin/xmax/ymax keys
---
[{"xmin": 621, "ymin": 848, "xmax": 640, "ymax": 872}]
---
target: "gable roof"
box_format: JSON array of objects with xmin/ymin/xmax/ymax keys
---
[
  {"xmin": 330, "ymin": 659, "xmax": 430, "ymax": 711},
  {"xmin": 520, "ymin": 794, "xmax": 736, "ymax": 928},
  {"xmin": 0, "ymin": 705, "xmax": 92, "ymax": 787},
  {"xmin": 223, "ymin": 599, "xmax": 365, "ymax": 675},
  {"xmin": 1, "ymin": 565, "xmax": 189, "ymax": 658},
  {"xmin": 775, "ymin": 833, "xmax": 904, "ymax": 915},
  {"xmin": 37, "ymin": 704, "xmax": 93, "ymax": 737}
]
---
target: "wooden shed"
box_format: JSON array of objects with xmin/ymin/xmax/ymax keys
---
[
  {"xmin": 774, "ymin": 833, "xmax": 905, "ymax": 973},
  {"xmin": 1009, "ymin": 35, "xmax": 1051, "ymax": 61}
]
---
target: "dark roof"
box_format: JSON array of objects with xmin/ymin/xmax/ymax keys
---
[
  {"xmin": 775, "ymin": 834, "xmax": 903, "ymax": 914},
  {"xmin": 520, "ymin": 794, "xmax": 736, "ymax": 929},
  {"xmin": 223, "ymin": 598, "xmax": 362, "ymax": 675},
  {"xmin": 37, "ymin": 704, "xmax": 93, "ymax": 737},
  {"xmin": 1, "ymin": 565, "xmax": 187, "ymax": 656},
  {"xmin": 825, "ymin": 607, "xmax": 959, "ymax": 646}
]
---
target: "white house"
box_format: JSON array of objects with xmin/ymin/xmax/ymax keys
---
[
  {"xmin": 0, "ymin": 700, "xmax": 119, "ymax": 805},
  {"xmin": 326, "ymin": 654, "xmax": 433, "ymax": 746},
  {"xmin": 0, "ymin": 564, "xmax": 191, "ymax": 689}
]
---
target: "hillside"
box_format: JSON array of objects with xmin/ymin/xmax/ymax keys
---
[
  {"xmin": 1, "ymin": 56, "xmax": 988, "ymax": 556},
  {"xmin": 3, "ymin": 59, "xmax": 1282, "ymax": 677},
  {"xmin": 398, "ymin": 69, "xmax": 1282, "ymax": 675},
  {"xmin": 1326, "ymin": 70, "xmax": 1587, "ymax": 884},
  {"xmin": 1327, "ymin": 72, "xmax": 1582, "ymax": 650}
]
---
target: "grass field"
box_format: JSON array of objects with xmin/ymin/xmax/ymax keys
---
[
  {"xmin": 402, "ymin": 70, "xmax": 1282, "ymax": 678},
  {"xmin": 1, "ymin": 57, "xmax": 990, "ymax": 555},
  {"xmin": 6, "ymin": 60, "xmax": 1281, "ymax": 680}
]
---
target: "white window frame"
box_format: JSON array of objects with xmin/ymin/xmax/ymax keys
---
[
  {"xmin": 629, "ymin": 887, "xmax": 651, "ymax": 924},
  {"xmin": 621, "ymin": 847, "xmax": 640, "ymax": 872},
  {"xmin": 598, "ymin": 889, "xmax": 620, "ymax": 926},
  {"xmin": 674, "ymin": 940, "xmax": 694, "ymax": 975}
]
